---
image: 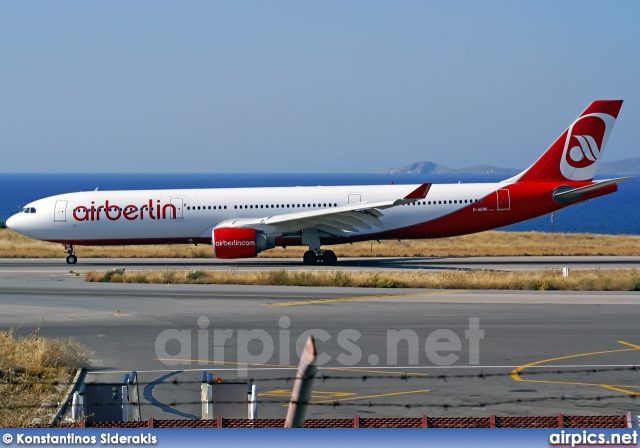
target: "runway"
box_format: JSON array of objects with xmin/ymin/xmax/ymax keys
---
[
  {"xmin": 1, "ymin": 255, "xmax": 639, "ymax": 274},
  {"xmin": 0, "ymin": 257, "xmax": 638, "ymax": 420}
]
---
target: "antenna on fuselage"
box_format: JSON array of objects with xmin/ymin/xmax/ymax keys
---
[{"xmin": 94, "ymin": 187, "xmax": 99, "ymax": 191}]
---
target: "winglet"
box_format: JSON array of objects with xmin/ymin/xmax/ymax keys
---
[{"xmin": 403, "ymin": 183, "xmax": 431, "ymax": 199}]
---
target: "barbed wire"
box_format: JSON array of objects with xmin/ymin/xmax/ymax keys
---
[
  {"xmin": 2, "ymin": 364, "xmax": 638, "ymax": 386},
  {"xmin": 0, "ymin": 393, "xmax": 637, "ymax": 411},
  {"xmin": 2, "ymin": 365, "xmax": 637, "ymax": 415}
]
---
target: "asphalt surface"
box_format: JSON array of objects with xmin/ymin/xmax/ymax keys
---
[
  {"xmin": 0, "ymin": 257, "xmax": 638, "ymax": 420},
  {"xmin": 1, "ymin": 255, "xmax": 640, "ymax": 273}
]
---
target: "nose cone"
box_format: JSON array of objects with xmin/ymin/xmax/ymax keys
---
[
  {"xmin": 5, "ymin": 215, "xmax": 15, "ymax": 229},
  {"xmin": 5, "ymin": 213, "xmax": 26, "ymax": 235}
]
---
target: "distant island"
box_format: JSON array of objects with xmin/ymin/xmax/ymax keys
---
[{"xmin": 378, "ymin": 157, "xmax": 640, "ymax": 176}]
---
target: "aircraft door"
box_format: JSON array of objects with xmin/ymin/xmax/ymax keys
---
[
  {"xmin": 170, "ymin": 198, "xmax": 184, "ymax": 219},
  {"xmin": 497, "ymin": 189, "xmax": 510, "ymax": 211},
  {"xmin": 54, "ymin": 200, "xmax": 67, "ymax": 222},
  {"xmin": 348, "ymin": 194, "xmax": 361, "ymax": 204}
]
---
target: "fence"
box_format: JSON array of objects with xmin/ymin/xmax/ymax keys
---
[{"xmin": 32, "ymin": 414, "xmax": 629, "ymax": 428}]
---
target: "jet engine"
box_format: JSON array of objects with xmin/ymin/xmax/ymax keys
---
[{"xmin": 212, "ymin": 227, "xmax": 269, "ymax": 259}]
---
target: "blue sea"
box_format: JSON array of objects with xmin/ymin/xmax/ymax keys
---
[{"xmin": 0, "ymin": 173, "xmax": 637, "ymax": 235}]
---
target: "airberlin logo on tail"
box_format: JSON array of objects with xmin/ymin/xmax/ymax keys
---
[
  {"xmin": 560, "ymin": 113, "xmax": 616, "ymax": 181},
  {"xmin": 565, "ymin": 117, "xmax": 605, "ymax": 168},
  {"xmin": 73, "ymin": 200, "xmax": 177, "ymax": 221}
]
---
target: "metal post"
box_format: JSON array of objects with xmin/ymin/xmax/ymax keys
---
[
  {"xmin": 121, "ymin": 374, "xmax": 130, "ymax": 422},
  {"xmin": 71, "ymin": 392, "xmax": 81, "ymax": 420},
  {"xmin": 284, "ymin": 335, "xmax": 317, "ymax": 428},
  {"xmin": 129, "ymin": 371, "xmax": 141, "ymax": 421},
  {"xmin": 201, "ymin": 371, "xmax": 212, "ymax": 419},
  {"xmin": 249, "ymin": 384, "xmax": 258, "ymax": 420}
]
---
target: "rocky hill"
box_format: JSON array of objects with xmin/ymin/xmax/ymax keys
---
[
  {"xmin": 378, "ymin": 157, "xmax": 640, "ymax": 176},
  {"xmin": 595, "ymin": 157, "xmax": 640, "ymax": 175},
  {"xmin": 378, "ymin": 161, "xmax": 519, "ymax": 176}
]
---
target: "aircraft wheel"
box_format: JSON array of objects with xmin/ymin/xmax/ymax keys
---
[
  {"xmin": 321, "ymin": 250, "xmax": 337, "ymax": 265},
  {"xmin": 66, "ymin": 255, "xmax": 78, "ymax": 265},
  {"xmin": 303, "ymin": 250, "xmax": 318, "ymax": 265}
]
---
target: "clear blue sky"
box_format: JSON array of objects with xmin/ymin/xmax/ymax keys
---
[{"xmin": 1, "ymin": 1, "xmax": 638, "ymax": 173}]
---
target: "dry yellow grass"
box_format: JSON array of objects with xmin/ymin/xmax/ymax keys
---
[
  {"xmin": 1, "ymin": 228, "xmax": 640, "ymax": 258},
  {"xmin": 0, "ymin": 323, "xmax": 93, "ymax": 427},
  {"xmin": 0, "ymin": 229, "xmax": 210, "ymax": 259},
  {"xmin": 85, "ymin": 268, "xmax": 640, "ymax": 291},
  {"xmin": 266, "ymin": 231, "xmax": 640, "ymax": 257}
]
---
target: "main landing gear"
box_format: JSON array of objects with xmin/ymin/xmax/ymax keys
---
[
  {"xmin": 303, "ymin": 249, "xmax": 337, "ymax": 266},
  {"xmin": 64, "ymin": 244, "xmax": 77, "ymax": 265},
  {"xmin": 300, "ymin": 229, "xmax": 338, "ymax": 265}
]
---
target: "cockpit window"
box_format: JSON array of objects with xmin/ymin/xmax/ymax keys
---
[{"xmin": 21, "ymin": 207, "xmax": 36, "ymax": 214}]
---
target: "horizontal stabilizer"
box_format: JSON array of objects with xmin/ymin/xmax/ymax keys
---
[{"xmin": 553, "ymin": 177, "xmax": 632, "ymax": 202}]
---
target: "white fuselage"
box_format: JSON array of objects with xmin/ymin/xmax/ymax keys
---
[{"xmin": 7, "ymin": 182, "xmax": 501, "ymax": 244}]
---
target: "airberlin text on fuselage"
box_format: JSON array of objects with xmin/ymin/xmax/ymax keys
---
[{"xmin": 72, "ymin": 200, "xmax": 177, "ymax": 221}]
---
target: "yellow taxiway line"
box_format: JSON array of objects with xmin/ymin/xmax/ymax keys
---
[
  {"xmin": 263, "ymin": 290, "xmax": 464, "ymax": 306},
  {"xmin": 511, "ymin": 340, "xmax": 640, "ymax": 396}
]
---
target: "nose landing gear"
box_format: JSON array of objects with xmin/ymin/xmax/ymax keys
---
[{"xmin": 64, "ymin": 244, "xmax": 77, "ymax": 264}]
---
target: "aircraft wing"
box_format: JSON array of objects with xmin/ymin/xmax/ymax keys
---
[{"xmin": 214, "ymin": 183, "xmax": 431, "ymax": 236}]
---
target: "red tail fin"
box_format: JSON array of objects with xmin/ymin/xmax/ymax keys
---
[{"xmin": 516, "ymin": 100, "xmax": 623, "ymax": 182}]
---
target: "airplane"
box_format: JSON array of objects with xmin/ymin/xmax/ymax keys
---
[{"xmin": 6, "ymin": 100, "xmax": 631, "ymax": 266}]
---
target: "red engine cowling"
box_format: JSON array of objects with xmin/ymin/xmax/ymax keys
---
[{"xmin": 212, "ymin": 227, "xmax": 268, "ymax": 259}]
